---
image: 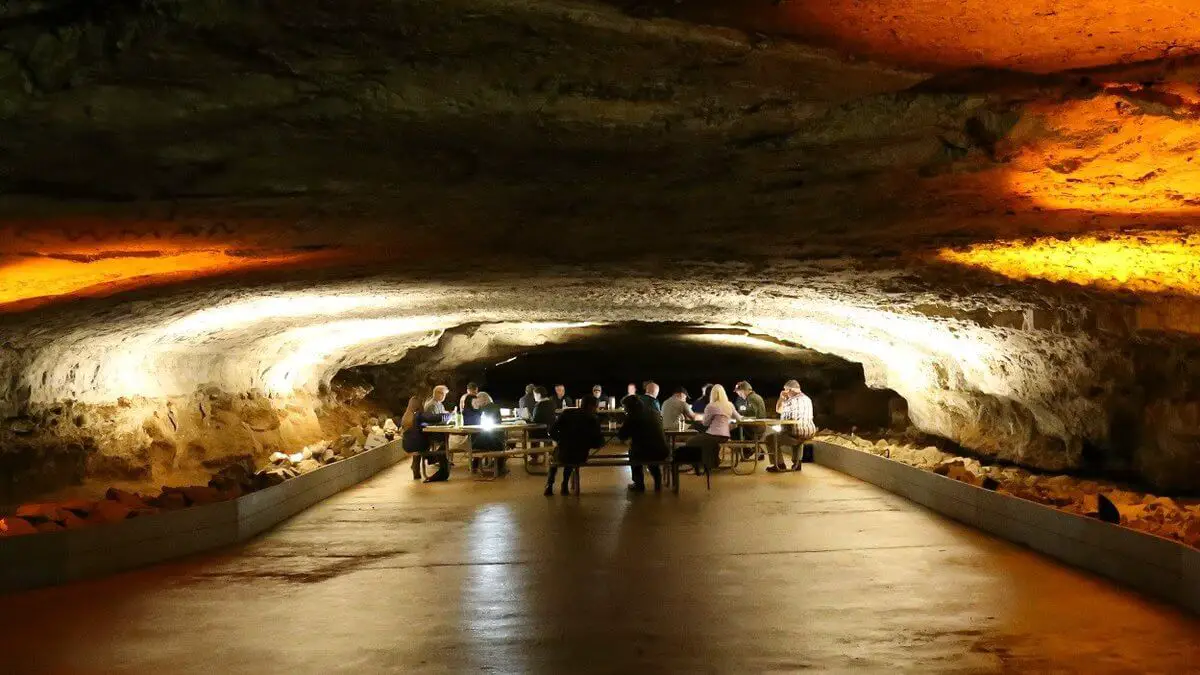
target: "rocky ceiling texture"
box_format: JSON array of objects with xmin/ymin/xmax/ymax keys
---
[{"xmin": 2, "ymin": 0, "xmax": 1200, "ymax": 500}]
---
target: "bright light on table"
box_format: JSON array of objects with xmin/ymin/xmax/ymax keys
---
[
  {"xmin": 771, "ymin": 425, "xmax": 782, "ymax": 432},
  {"xmin": 480, "ymin": 416, "xmax": 497, "ymax": 430}
]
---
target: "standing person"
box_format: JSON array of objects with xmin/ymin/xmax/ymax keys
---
[
  {"xmin": 692, "ymin": 383, "xmax": 714, "ymax": 415},
  {"xmin": 458, "ymin": 382, "xmax": 479, "ymax": 415},
  {"xmin": 661, "ymin": 386, "xmax": 700, "ymax": 431},
  {"xmin": 676, "ymin": 384, "xmax": 743, "ymax": 475},
  {"xmin": 519, "ymin": 384, "xmax": 538, "ymax": 418},
  {"xmin": 552, "ymin": 384, "xmax": 573, "ymax": 410},
  {"xmin": 767, "ymin": 380, "xmax": 817, "ymax": 473},
  {"xmin": 402, "ymin": 396, "xmax": 450, "ymax": 482},
  {"xmin": 544, "ymin": 395, "xmax": 606, "ymax": 496},
  {"xmin": 472, "ymin": 392, "xmax": 509, "ymax": 475},
  {"xmin": 530, "ymin": 386, "xmax": 557, "ymax": 440},
  {"xmin": 638, "ymin": 380, "xmax": 662, "ymax": 415},
  {"xmin": 617, "ymin": 396, "xmax": 669, "ymax": 492}
]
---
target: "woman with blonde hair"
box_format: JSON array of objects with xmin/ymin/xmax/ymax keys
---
[
  {"xmin": 675, "ymin": 384, "xmax": 743, "ymax": 476},
  {"xmin": 402, "ymin": 395, "xmax": 450, "ymax": 482}
]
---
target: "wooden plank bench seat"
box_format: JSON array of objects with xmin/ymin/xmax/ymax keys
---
[{"xmin": 552, "ymin": 455, "xmax": 680, "ymax": 493}]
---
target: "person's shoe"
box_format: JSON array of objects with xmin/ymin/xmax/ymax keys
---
[
  {"xmin": 766, "ymin": 466, "xmax": 785, "ymax": 473},
  {"xmin": 424, "ymin": 472, "xmax": 449, "ymax": 483},
  {"xmin": 412, "ymin": 473, "xmax": 422, "ymax": 480},
  {"xmin": 628, "ymin": 483, "xmax": 645, "ymax": 492},
  {"xmin": 544, "ymin": 486, "xmax": 554, "ymax": 496},
  {"xmin": 792, "ymin": 463, "xmax": 803, "ymax": 472}
]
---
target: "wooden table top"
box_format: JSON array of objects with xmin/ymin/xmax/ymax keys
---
[{"xmin": 423, "ymin": 423, "xmax": 546, "ymax": 434}]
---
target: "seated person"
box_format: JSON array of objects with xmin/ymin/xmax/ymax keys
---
[
  {"xmin": 530, "ymin": 386, "xmax": 557, "ymax": 440},
  {"xmin": 462, "ymin": 391, "xmax": 481, "ymax": 425},
  {"xmin": 638, "ymin": 380, "xmax": 662, "ymax": 415},
  {"xmin": 661, "ymin": 386, "xmax": 702, "ymax": 431},
  {"xmin": 471, "ymin": 392, "xmax": 509, "ymax": 475},
  {"xmin": 617, "ymin": 396, "xmax": 669, "ymax": 492},
  {"xmin": 766, "ymin": 380, "xmax": 817, "ymax": 473},
  {"xmin": 544, "ymin": 395, "xmax": 606, "ymax": 496},
  {"xmin": 401, "ymin": 396, "xmax": 450, "ymax": 482},
  {"xmin": 591, "ymin": 385, "xmax": 606, "ymax": 408},
  {"xmin": 675, "ymin": 384, "xmax": 742, "ymax": 475},
  {"xmin": 552, "ymin": 384, "xmax": 573, "ymax": 410},
  {"xmin": 732, "ymin": 381, "xmax": 767, "ymax": 443},
  {"xmin": 692, "ymin": 384, "xmax": 714, "ymax": 415},
  {"xmin": 518, "ymin": 384, "xmax": 537, "ymax": 418}
]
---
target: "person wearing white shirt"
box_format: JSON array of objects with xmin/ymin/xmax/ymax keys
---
[{"xmin": 767, "ymin": 379, "xmax": 816, "ymax": 473}]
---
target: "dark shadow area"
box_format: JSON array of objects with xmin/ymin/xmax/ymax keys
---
[{"xmin": 340, "ymin": 323, "xmax": 907, "ymax": 433}]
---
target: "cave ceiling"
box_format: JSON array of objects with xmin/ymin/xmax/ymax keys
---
[{"xmin": 2, "ymin": 0, "xmax": 1200, "ymax": 494}]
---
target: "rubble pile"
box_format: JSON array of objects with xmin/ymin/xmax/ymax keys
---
[
  {"xmin": 0, "ymin": 432, "xmax": 373, "ymax": 538},
  {"xmin": 826, "ymin": 433, "xmax": 1200, "ymax": 549}
]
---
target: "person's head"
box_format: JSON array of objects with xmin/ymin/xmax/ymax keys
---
[
  {"xmin": 643, "ymin": 380, "xmax": 659, "ymax": 397},
  {"xmin": 621, "ymin": 395, "xmax": 644, "ymax": 414},
  {"xmin": 626, "ymin": 383, "xmax": 637, "ymax": 395},
  {"xmin": 783, "ymin": 379, "xmax": 802, "ymax": 394},
  {"xmin": 430, "ymin": 385, "xmax": 449, "ymax": 403},
  {"xmin": 401, "ymin": 396, "xmax": 421, "ymax": 428},
  {"xmin": 525, "ymin": 384, "xmax": 535, "ymax": 395},
  {"xmin": 533, "ymin": 386, "xmax": 549, "ymax": 402},
  {"xmin": 580, "ymin": 395, "xmax": 599, "ymax": 414},
  {"xmin": 673, "ymin": 386, "xmax": 689, "ymax": 401},
  {"xmin": 592, "ymin": 384, "xmax": 603, "ymax": 397},
  {"xmin": 554, "ymin": 384, "xmax": 566, "ymax": 397},
  {"xmin": 466, "ymin": 382, "xmax": 479, "ymax": 394},
  {"xmin": 709, "ymin": 384, "xmax": 729, "ymax": 404},
  {"xmin": 734, "ymin": 381, "xmax": 753, "ymax": 397},
  {"xmin": 475, "ymin": 391, "xmax": 493, "ymax": 406}
]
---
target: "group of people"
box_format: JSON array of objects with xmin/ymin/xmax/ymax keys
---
[{"xmin": 391, "ymin": 378, "xmax": 817, "ymax": 494}]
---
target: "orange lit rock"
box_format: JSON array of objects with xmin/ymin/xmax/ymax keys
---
[
  {"xmin": 938, "ymin": 232, "xmax": 1200, "ymax": 298},
  {"xmin": 0, "ymin": 517, "xmax": 38, "ymax": 537},
  {"xmin": 86, "ymin": 500, "xmax": 133, "ymax": 525}
]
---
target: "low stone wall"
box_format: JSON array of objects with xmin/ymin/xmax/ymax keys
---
[
  {"xmin": 0, "ymin": 440, "xmax": 406, "ymax": 594},
  {"xmin": 812, "ymin": 440, "xmax": 1200, "ymax": 616}
]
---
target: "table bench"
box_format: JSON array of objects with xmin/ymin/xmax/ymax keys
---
[{"xmin": 552, "ymin": 453, "xmax": 680, "ymax": 494}]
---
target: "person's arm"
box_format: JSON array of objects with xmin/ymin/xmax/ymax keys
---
[
  {"xmin": 702, "ymin": 405, "xmax": 715, "ymax": 428},
  {"xmin": 731, "ymin": 403, "xmax": 744, "ymax": 421},
  {"xmin": 775, "ymin": 391, "xmax": 789, "ymax": 415}
]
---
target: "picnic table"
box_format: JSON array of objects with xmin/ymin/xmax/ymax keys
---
[
  {"xmin": 422, "ymin": 422, "xmax": 548, "ymax": 477},
  {"xmin": 665, "ymin": 419, "xmax": 809, "ymax": 474}
]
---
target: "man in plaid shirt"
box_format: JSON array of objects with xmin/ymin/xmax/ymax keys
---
[{"xmin": 767, "ymin": 380, "xmax": 816, "ymax": 472}]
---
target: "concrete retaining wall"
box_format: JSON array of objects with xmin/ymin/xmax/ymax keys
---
[
  {"xmin": 0, "ymin": 440, "xmax": 406, "ymax": 594},
  {"xmin": 812, "ymin": 440, "xmax": 1200, "ymax": 615}
]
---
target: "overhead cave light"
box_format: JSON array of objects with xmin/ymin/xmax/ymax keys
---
[{"xmin": 494, "ymin": 356, "xmax": 519, "ymax": 366}]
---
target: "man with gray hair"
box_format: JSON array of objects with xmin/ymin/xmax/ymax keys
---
[{"xmin": 767, "ymin": 380, "xmax": 816, "ymax": 472}]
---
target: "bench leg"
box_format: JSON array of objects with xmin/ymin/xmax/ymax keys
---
[
  {"xmin": 672, "ymin": 462, "xmax": 680, "ymax": 493},
  {"xmin": 570, "ymin": 468, "xmax": 581, "ymax": 494}
]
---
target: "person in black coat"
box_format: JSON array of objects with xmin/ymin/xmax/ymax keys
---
[
  {"xmin": 544, "ymin": 395, "xmax": 606, "ymax": 496},
  {"xmin": 401, "ymin": 396, "xmax": 450, "ymax": 482},
  {"xmin": 530, "ymin": 386, "xmax": 558, "ymax": 440},
  {"xmin": 617, "ymin": 395, "xmax": 669, "ymax": 491}
]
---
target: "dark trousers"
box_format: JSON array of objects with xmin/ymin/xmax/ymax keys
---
[
  {"xmin": 412, "ymin": 450, "xmax": 449, "ymax": 479},
  {"xmin": 631, "ymin": 464, "xmax": 662, "ymax": 489},
  {"xmin": 767, "ymin": 431, "xmax": 802, "ymax": 469},
  {"xmin": 546, "ymin": 465, "xmax": 575, "ymax": 491}
]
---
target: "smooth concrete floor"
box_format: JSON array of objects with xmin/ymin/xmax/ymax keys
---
[{"xmin": 2, "ymin": 461, "xmax": 1198, "ymax": 674}]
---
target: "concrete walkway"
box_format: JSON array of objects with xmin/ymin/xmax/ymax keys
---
[{"xmin": 2, "ymin": 463, "xmax": 1198, "ymax": 673}]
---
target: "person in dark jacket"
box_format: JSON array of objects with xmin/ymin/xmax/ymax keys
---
[
  {"xmin": 462, "ymin": 392, "xmax": 481, "ymax": 425},
  {"xmin": 530, "ymin": 386, "xmax": 557, "ymax": 440},
  {"xmin": 692, "ymin": 383, "xmax": 714, "ymax": 415},
  {"xmin": 471, "ymin": 392, "xmax": 508, "ymax": 475},
  {"xmin": 401, "ymin": 396, "xmax": 450, "ymax": 482},
  {"xmin": 552, "ymin": 384, "xmax": 573, "ymax": 410},
  {"xmin": 638, "ymin": 380, "xmax": 662, "ymax": 416},
  {"xmin": 617, "ymin": 395, "xmax": 669, "ymax": 491},
  {"xmin": 518, "ymin": 384, "xmax": 537, "ymax": 418},
  {"xmin": 544, "ymin": 395, "xmax": 606, "ymax": 495}
]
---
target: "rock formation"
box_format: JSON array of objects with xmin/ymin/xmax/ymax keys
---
[{"xmin": 1, "ymin": 0, "xmax": 1200, "ymax": 499}]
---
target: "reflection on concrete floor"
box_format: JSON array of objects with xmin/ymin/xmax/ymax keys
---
[{"xmin": 0, "ymin": 464, "xmax": 1197, "ymax": 673}]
